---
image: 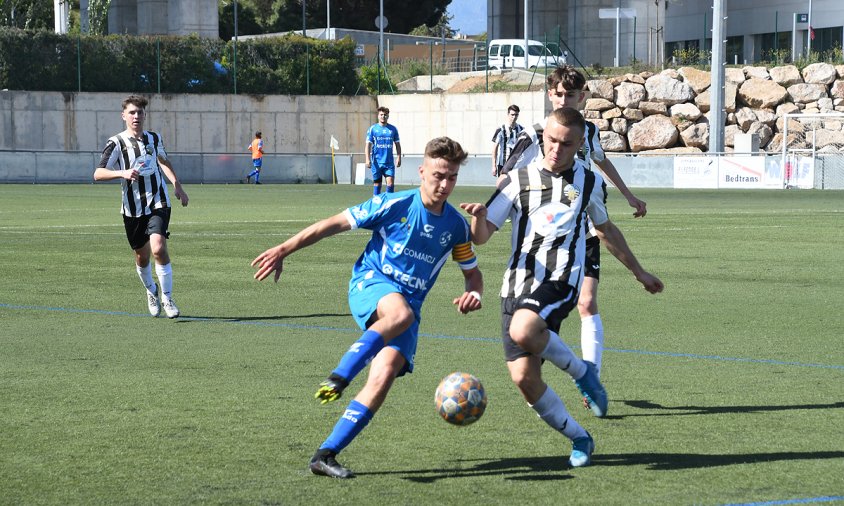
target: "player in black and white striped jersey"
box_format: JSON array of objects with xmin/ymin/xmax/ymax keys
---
[
  {"xmin": 94, "ymin": 95, "xmax": 189, "ymax": 319},
  {"xmin": 461, "ymin": 108, "xmax": 663, "ymax": 467},
  {"xmin": 501, "ymin": 66, "xmax": 648, "ymax": 395}
]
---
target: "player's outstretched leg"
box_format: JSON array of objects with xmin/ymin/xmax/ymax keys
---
[
  {"xmin": 316, "ymin": 330, "xmax": 385, "ymax": 404},
  {"xmin": 574, "ymin": 361, "xmax": 608, "ymax": 418},
  {"xmin": 529, "ymin": 386, "xmax": 595, "ymax": 467}
]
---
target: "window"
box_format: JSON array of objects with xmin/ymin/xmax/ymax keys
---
[
  {"xmin": 513, "ymin": 45, "xmax": 524, "ymax": 57},
  {"xmin": 501, "ymin": 45, "xmax": 511, "ymax": 57},
  {"xmin": 489, "ymin": 45, "xmax": 500, "ymax": 57}
]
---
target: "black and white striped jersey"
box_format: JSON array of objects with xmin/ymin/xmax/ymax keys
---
[
  {"xmin": 579, "ymin": 121, "xmax": 605, "ymax": 164},
  {"xmin": 484, "ymin": 158, "xmax": 609, "ymax": 298},
  {"xmin": 503, "ymin": 118, "xmax": 605, "ymax": 174},
  {"xmin": 97, "ymin": 130, "xmax": 172, "ymax": 217}
]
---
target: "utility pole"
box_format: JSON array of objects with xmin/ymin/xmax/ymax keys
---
[{"xmin": 709, "ymin": 0, "xmax": 727, "ymax": 153}]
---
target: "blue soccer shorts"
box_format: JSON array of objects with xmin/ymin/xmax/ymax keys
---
[
  {"xmin": 370, "ymin": 163, "xmax": 395, "ymax": 181},
  {"xmin": 348, "ymin": 272, "xmax": 420, "ymax": 376}
]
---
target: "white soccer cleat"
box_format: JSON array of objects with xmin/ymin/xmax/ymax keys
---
[
  {"xmin": 146, "ymin": 289, "xmax": 161, "ymax": 317},
  {"xmin": 161, "ymin": 297, "xmax": 180, "ymax": 319}
]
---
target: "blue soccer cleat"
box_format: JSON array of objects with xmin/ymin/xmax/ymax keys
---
[
  {"xmin": 569, "ymin": 432, "xmax": 595, "ymax": 468},
  {"xmin": 574, "ymin": 361, "xmax": 608, "ymax": 418}
]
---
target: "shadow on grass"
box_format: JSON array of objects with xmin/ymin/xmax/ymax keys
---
[
  {"xmin": 614, "ymin": 399, "xmax": 844, "ymax": 417},
  {"xmin": 360, "ymin": 450, "xmax": 844, "ymax": 481},
  {"xmin": 359, "ymin": 455, "xmax": 575, "ymax": 483},
  {"xmin": 171, "ymin": 313, "xmax": 351, "ymax": 323},
  {"xmin": 593, "ymin": 450, "xmax": 844, "ymax": 470}
]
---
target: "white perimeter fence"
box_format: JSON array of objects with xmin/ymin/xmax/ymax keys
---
[{"xmin": 1, "ymin": 150, "xmax": 843, "ymax": 190}]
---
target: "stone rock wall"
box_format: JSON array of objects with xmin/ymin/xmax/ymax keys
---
[{"xmin": 583, "ymin": 63, "xmax": 844, "ymax": 153}]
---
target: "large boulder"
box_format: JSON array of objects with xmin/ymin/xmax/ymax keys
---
[
  {"xmin": 586, "ymin": 79, "xmax": 614, "ymax": 100},
  {"xmin": 744, "ymin": 66, "xmax": 771, "ymax": 80},
  {"xmin": 679, "ymin": 66, "xmax": 711, "ymax": 93},
  {"xmin": 802, "ymin": 63, "xmax": 837, "ymax": 85},
  {"xmin": 614, "ymin": 82, "xmax": 647, "ymax": 109},
  {"xmin": 639, "ymin": 101, "xmax": 668, "ymax": 115},
  {"xmin": 584, "ymin": 98, "xmax": 615, "ymax": 111},
  {"xmin": 830, "ymin": 80, "xmax": 844, "ymax": 100},
  {"xmin": 769, "ymin": 65, "xmax": 803, "ymax": 87},
  {"xmin": 599, "ymin": 131, "xmax": 628, "ymax": 152},
  {"xmin": 680, "ymin": 122, "xmax": 709, "ymax": 149},
  {"xmin": 645, "ymin": 74, "xmax": 695, "ymax": 105},
  {"xmin": 786, "ymin": 83, "xmax": 829, "ymax": 103},
  {"xmin": 627, "ymin": 114, "xmax": 678, "ymax": 152},
  {"xmin": 738, "ymin": 79, "xmax": 787, "ymax": 108}
]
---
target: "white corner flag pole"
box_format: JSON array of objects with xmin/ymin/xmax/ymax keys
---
[{"xmin": 330, "ymin": 135, "xmax": 340, "ymax": 184}]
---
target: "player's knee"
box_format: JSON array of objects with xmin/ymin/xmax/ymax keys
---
[
  {"xmin": 391, "ymin": 306, "xmax": 415, "ymax": 333},
  {"xmin": 577, "ymin": 296, "xmax": 597, "ymax": 316}
]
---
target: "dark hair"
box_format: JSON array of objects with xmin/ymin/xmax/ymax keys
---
[
  {"xmin": 255, "ymin": 131, "xmax": 262, "ymax": 138},
  {"xmin": 549, "ymin": 107, "xmax": 586, "ymax": 136},
  {"xmin": 507, "ymin": 104, "xmax": 520, "ymax": 114},
  {"xmin": 424, "ymin": 137, "xmax": 468, "ymax": 165},
  {"xmin": 546, "ymin": 65, "xmax": 586, "ymax": 92},
  {"xmin": 122, "ymin": 95, "xmax": 148, "ymax": 110},
  {"xmin": 377, "ymin": 106, "xmax": 390, "ymax": 114}
]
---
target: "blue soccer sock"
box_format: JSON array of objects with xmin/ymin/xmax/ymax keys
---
[
  {"xmin": 332, "ymin": 330, "xmax": 384, "ymax": 384},
  {"xmin": 386, "ymin": 184, "xmax": 394, "ymax": 193},
  {"xmin": 319, "ymin": 400, "xmax": 374, "ymax": 453},
  {"xmin": 373, "ymin": 183, "xmax": 381, "ymax": 195}
]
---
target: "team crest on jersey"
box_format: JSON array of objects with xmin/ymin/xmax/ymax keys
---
[
  {"xmin": 564, "ymin": 183, "xmax": 581, "ymax": 201},
  {"xmin": 439, "ymin": 231, "xmax": 452, "ymax": 247},
  {"xmin": 400, "ymin": 217, "xmax": 412, "ymax": 233},
  {"xmin": 352, "ymin": 207, "xmax": 369, "ymax": 220},
  {"xmin": 144, "ymin": 144, "xmax": 154, "ymax": 155}
]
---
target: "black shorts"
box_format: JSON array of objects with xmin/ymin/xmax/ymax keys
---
[
  {"xmin": 584, "ymin": 235, "xmax": 600, "ymax": 280},
  {"xmin": 500, "ymin": 281, "xmax": 578, "ymax": 361},
  {"xmin": 123, "ymin": 207, "xmax": 171, "ymax": 250}
]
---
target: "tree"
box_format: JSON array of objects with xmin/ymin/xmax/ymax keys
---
[
  {"xmin": 87, "ymin": 0, "xmax": 110, "ymax": 35},
  {"xmin": 409, "ymin": 11, "xmax": 454, "ymax": 38},
  {"xmin": 0, "ymin": 0, "xmax": 54, "ymax": 30},
  {"xmin": 219, "ymin": 1, "xmax": 264, "ymax": 40},
  {"xmin": 273, "ymin": 0, "xmax": 452, "ymax": 35}
]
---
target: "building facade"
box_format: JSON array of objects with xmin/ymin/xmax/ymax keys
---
[
  {"xmin": 79, "ymin": 0, "xmax": 219, "ymax": 37},
  {"xmin": 487, "ymin": 0, "xmax": 844, "ymax": 67}
]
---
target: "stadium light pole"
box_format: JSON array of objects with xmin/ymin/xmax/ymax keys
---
[
  {"xmin": 302, "ymin": 0, "xmax": 306, "ymax": 34},
  {"xmin": 709, "ymin": 0, "xmax": 726, "ymax": 153},
  {"xmin": 233, "ymin": 0, "xmax": 238, "ymax": 95},
  {"xmin": 523, "ymin": 0, "xmax": 528, "ymax": 69}
]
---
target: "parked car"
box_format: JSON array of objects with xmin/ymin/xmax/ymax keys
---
[{"xmin": 487, "ymin": 39, "xmax": 556, "ymax": 70}]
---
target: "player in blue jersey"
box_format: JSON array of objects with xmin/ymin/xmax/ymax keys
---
[
  {"xmin": 252, "ymin": 137, "xmax": 483, "ymax": 479},
  {"xmin": 365, "ymin": 106, "xmax": 402, "ymax": 195}
]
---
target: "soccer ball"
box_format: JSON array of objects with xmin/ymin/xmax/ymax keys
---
[{"xmin": 434, "ymin": 372, "xmax": 487, "ymax": 426}]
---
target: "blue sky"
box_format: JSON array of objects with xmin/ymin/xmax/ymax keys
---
[{"xmin": 448, "ymin": 0, "xmax": 487, "ymax": 35}]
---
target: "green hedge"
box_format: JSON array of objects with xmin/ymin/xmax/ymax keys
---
[{"xmin": 0, "ymin": 28, "xmax": 360, "ymax": 95}]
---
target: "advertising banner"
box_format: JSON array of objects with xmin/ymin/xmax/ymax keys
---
[{"xmin": 673, "ymin": 157, "xmax": 718, "ymax": 188}]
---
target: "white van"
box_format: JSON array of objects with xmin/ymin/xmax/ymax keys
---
[{"xmin": 487, "ymin": 39, "xmax": 555, "ymax": 70}]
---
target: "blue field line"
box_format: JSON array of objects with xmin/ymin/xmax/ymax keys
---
[
  {"xmin": 722, "ymin": 495, "xmax": 844, "ymax": 505},
  {"xmin": 2, "ymin": 302, "xmax": 843, "ymax": 371}
]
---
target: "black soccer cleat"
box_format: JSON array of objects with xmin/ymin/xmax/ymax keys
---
[
  {"xmin": 309, "ymin": 450, "xmax": 355, "ymax": 479},
  {"xmin": 315, "ymin": 375, "xmax": 349, "ymax": 405}
]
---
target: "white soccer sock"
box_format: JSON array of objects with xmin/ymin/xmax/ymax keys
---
[
  {"xmin": 580, "ymin": 314, "xmax": 604, "ymax": 376},
  {"xmin": 136, "ymin": 264, "xmax": 157, "ymax": 294},
  {"xmin": 530, "ymin": 386, "xmax": 588, "ymax": 440},
  {"xmin": 155, "ymin": 263, "xmax": 173, "ymax": 300},
  {"xmin": 541, "ymin": 330, "xmax": 587, "ymax": 380}
]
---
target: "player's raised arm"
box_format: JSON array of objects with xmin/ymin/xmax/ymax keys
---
[
  {"xmin": 459, "ymin": 202, "xmax": 498, "ymax": 245},
  {"xmin": 252, "ymin": 213, "xmax": 351, "ymax": 282},
  {"xmin": 593, "ymin": 219, "xmax": 663, "ymax": 294}
]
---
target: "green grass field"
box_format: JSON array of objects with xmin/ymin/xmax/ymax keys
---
[{"xmin": 1, "ymin": 184, "xmax": 843, "ymax": 505}]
